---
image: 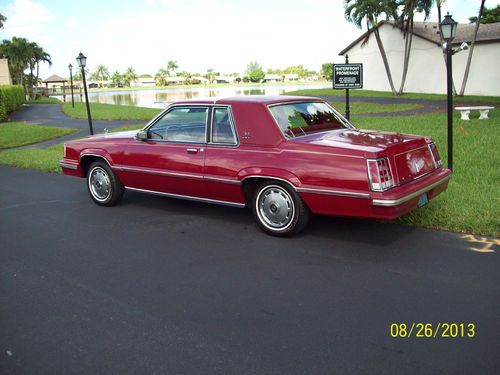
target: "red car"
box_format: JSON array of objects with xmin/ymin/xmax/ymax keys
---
[{"xmin": 60, "ymin": 96, "xmax": 451, "ymax": 236}]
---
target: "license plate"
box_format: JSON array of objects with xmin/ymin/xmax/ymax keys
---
[{"xmin": 418, "ymin": 193, "xmax": 429, "ymax": 208}]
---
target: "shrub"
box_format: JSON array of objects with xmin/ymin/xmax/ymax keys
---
[{"xmin": 0, "ymin": 85, "xmax": 25, "ymax": 121}]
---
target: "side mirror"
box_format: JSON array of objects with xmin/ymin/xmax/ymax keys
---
[{"xmin": 136, "ymin": 130, "xmax": 148, "ymax": 141}]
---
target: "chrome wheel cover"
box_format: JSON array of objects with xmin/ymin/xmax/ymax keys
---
[
  {"xmin": 256, "ymin": 185, "xmax": 295, "ymax": 231},
  {"xmin": 89, "ymin": 166, "xmax": 111, "ymax": 201}
]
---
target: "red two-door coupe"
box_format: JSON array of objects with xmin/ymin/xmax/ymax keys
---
[{"xmin": 60, "ymin": 96, "xmax": 451, "ymax": 236}]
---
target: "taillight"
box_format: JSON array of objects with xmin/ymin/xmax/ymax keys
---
[
  {"xmin": 367, "ymin": 158, "xmax": 394, "ymax": 191},
  {"xmin": 428, "ymin": 143, "xmax": 442, "ymax": 168}
]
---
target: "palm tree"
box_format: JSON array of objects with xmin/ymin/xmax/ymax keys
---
[
  {"xmin": 0, "ymin": 13, "xmax": 6, "ymax": 29},
  {"xmin": 459, "ymin": 0, "xmax": 486, "ymax": 96},
  {"xmin": 32, "ymin": 44, "xmax": 51, "ymax": 99},
  {"xmin": 123, "ymin": 67, "xmax": 138, "ymax": 87},
  {"xmin": 395, "ymin": 0, "xmax": 434, "ymax": 95},
  {"xmin": 155, "ymin": 68, "xmax": 168, "ymax": 86},
  {"xmin": 0, "ymin": 37, "xmax": 31, "ymax": 86},
  {"xmin": 110, "ymin": 71, "xmax": 123, "ymax": 87},
  {"xmin": 93, "ymin": 64, "xmax": 110, "ymax": 87},
  {"xmin": 344, "ymin": 0, "xmax": 398, "ymax": 95},
  {"xmin": 167, "ymin": 60, "xmax": 178, "ymax": 75},
  {"xmin": 205, "ymin": 68, "xmax": 216, "ymax": 84}
]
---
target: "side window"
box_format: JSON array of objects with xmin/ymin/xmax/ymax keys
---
[
  {"xmin": 211, "ymin": 107, "xmax": 237, "ymax": 145},
  {"xmin": 148, "ymin": 107, "xmax": 208, "ymax": 143}
]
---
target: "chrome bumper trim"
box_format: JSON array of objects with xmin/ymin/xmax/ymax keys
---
[
  {"xmin": 125, "ymin": 186, "xmax": 246, "ymax": 208},
  {"xmin": 59, "ymin": 161, "xmax": 78, "ymax": 170},
  {"xmin": 372, "ymin": 174, "xmax": 451, "ymax": 207},
  {"xmin": 204, "ymin": 176, "xmax": 241, "ymax": 185},
  {"xmin": 296, "ymin": 187, "xmax": 371, "ymax": 199},
  {"xmin": 115, "ymin": 165, "xmax": 204, "ymax": 181}
]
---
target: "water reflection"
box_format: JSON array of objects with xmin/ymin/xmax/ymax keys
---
[{"xmin": 56, "ymin": 84, "xmax": 329, "ymax": 109}]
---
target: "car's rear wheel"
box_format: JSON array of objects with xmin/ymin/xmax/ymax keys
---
[
  {"xmin": 87, "ymin": 160, "xmax": 124, "ymax": 206},
  {"xmin": 252, "ymin": 181, "xmax": 310, "ymax": 237}
]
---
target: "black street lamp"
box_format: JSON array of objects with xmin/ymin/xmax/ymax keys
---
[
  {"xmin": 68, "ymin": 63, "xmax": 75, "ymax": 108},
  {"xmin": 439, "ymin": 13, "xmax": 458, "ymax": 171},
  {"xmin": 76, "ymin": 52, "xmax": 94, "ymax": 135}
]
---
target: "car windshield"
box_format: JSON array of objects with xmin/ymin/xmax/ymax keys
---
[{"xmin": 269, "ymin": 102, "xmax": 352, "ymax": 139}]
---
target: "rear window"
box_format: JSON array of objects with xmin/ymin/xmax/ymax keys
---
[{"xmin": 269, "ymin": 102, "xmax": 350, "ymax": 138}]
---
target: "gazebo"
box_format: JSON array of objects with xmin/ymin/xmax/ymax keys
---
[{"xmin": 43, "ymin": 74, "xmax": 68, "ymax": 101}]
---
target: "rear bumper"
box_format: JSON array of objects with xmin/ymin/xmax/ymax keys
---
[
  {"xmin": 372, "ymin": 171, "xmax": 451, "ymax": 207},
  {"xmin": 299, "ymin": 168, "xmax": 452, "ymax": 220}
]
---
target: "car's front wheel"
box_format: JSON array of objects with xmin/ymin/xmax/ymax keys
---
[
  {"xmin": 252, "ymin": 181, "xmax": 310, "ymax": 237},
  {"xmin": 87, "ymin": 160, "xmax": 124, "ymax": 206}
]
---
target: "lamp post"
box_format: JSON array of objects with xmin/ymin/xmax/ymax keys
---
[
  {"xmin": 76, "ymin": 52, "xmax": 94, "ymax": 135},
  {"xmin": 68, "ymin": 63, "xmax": 75, "ymax": 108},
  {"xmin": 439, "ymin": 13, "xmax": 458, "ymax": 171}
]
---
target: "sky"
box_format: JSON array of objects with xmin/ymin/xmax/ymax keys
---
[{"xmin": 0, "ymin": 0, "xmax": 497, "ymax": 79}]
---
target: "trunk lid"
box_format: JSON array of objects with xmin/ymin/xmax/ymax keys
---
[{"xmin": 290, "ymin": 129, "xmax": 437, "ymax": 185}]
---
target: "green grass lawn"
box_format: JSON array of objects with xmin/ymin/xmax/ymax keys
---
[
  {"xmin": 335, "ymin": 101, "xmax": 421, "ymax": 115},
  {"xmin": 62, "ymin": 102, "xmax": 161, "ymax": 121},
  {"xmin": 287, "ymin": 88, "xmax": 500, "ymax": 104},
  {"xmin": 0, "ymin": 122, "xmax": 76, "ymax": 149},
  {"xmin": 0, "ymin": 143, "xmax": 64, "ymax": 173},
  {"xmin": 27, "ymin": 97, "xmax": 61, "ymax": 104},
  {"xmin": 354, "ymin": 109, "xmax": 499, "ymax": 237}
]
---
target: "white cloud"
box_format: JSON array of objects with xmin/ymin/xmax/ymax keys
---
[
  {"xmin": 79, "ymin": 0, "xmax": 359, "ymax": 76},
  {"xmin": 0, "ymin": 0, "xmax": 53, "ymax": 40}
]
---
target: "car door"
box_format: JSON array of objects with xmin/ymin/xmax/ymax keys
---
[
  {"xmin": 204, "ymin": 106, "xmax": 245, "ymax": 203},
  {"xmin": 119, "ymin": 105, "xmax": 208, "ymax": 198}
]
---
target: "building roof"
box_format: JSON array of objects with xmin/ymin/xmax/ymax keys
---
[
  {"xmin": 412, "ymin": 21, "xmax": 500, "ymax": 44},
  {"xmin": 43, "ymin": 74, "xmax": 67, "ymax": 83},
  {"xmin": 339, "ymin": 21, "xmax": 500, "ymax": 55}
]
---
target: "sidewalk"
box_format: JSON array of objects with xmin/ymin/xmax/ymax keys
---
[{"xmin": 319, "ymin": 95, "xmax": 446, "ymax": 117}]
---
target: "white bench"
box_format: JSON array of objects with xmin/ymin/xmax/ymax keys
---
[{"xmin": 454, "ymin": 106, "xmax": 494, "ymax": 120}]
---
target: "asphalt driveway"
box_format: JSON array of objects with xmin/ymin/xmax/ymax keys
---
[
  {"xmin": 0, "ymin": 166, "xmax": 499, "ymax": 374},
  {"xmin": 9, "ymin": 103, "xmax": 140, "ymax": 149}
]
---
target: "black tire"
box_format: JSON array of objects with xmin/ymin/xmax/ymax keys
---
[
  {"xmin": 251, "ymin": 180, "xmax": 310, "ymax": 237},
  {"xmin": 86, "ymin": 160, "xmax": 124, "ymax": 206}
]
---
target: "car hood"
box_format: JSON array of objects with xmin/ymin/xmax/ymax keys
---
[
  {"xmin": 88, "ymin": 130, "xmax": 139, "ymax": 139},
  {"xmin": 289, "ymin": 129, "xmax": 425, "ymax": 152}
]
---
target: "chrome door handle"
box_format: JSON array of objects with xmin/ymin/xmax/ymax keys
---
[{"xmin": 186, "ymin": 148, "xmax": 198, "ymax": 153}]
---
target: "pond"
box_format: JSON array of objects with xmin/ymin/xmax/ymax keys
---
[{"xmin": 54, "ymin": 83, "xmax": 329, "ymax": 108}]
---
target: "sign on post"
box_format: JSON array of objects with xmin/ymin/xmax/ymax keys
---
[{"xmin": 333, "ymin": 64, "xmax": 363, "ymax": 89}]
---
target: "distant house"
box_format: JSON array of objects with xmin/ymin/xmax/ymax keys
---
[
  {"xmin": 134, "ymin": 77, "xmax": 156, "ymax": 87},
  {"xmin": 0, "ymin": 59, "xmax": 12, "ymax": 85},
  {"xmin": 339, "ymin": 21, "xmax": 500, "ymax": 95},
  {"xmin": 263, "ymin": 74, "xmax": 282, "ymax": 83},
  {"xmin": 191, "ymin": 76, "xmax": 209, "ymax": 84},
  {"xmin": 165, "ymin": 76, "xmax": 186, "ymax": 85},
  {"xmin": 284, "ymin": 74, "xmax": 299, "ymax": 82},
  {"xmin": 214, "ymin": 75, "xmax": 233, "ymax": 84}
]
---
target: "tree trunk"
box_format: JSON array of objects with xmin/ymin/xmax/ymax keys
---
[
  {"xmin": 34, "ymin": 62, "xmax": 40, "ymax": 98},
  {"xmin": 397, "ymin": 20, "xmax": 414, "ymax": 95},
  {"xmin": 458, "ymin": 0, "xmax": 485, "ymax": 96},
  {"xmin": 373, "ymin": 27, "xmax": 397, "ymax": 95}
]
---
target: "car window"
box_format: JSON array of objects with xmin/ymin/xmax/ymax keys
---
[
  {"xmin": 211, "ymin": 107, "xmax": 237, "ymax": 145},
  {"xmin": 269, "ymin": 102, "xmax": 350, "ymax": 138},
  {"xmin": 148, "ymin": 107, "xmax": 208, "ymax": 143}
]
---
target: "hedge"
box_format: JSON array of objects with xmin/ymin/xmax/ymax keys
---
[{"xmin": 0, "ymin": 85, "xmax": 25, "ymax": 121}]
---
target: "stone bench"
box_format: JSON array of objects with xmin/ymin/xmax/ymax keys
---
[{"xmin": 454, "ymin": 106, "xmax": 494, "ymax": 120}]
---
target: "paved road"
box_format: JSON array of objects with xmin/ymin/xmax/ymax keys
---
[{"xmin": 0, "ymin": 166, "xmax": 499, "ymax": 374}]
